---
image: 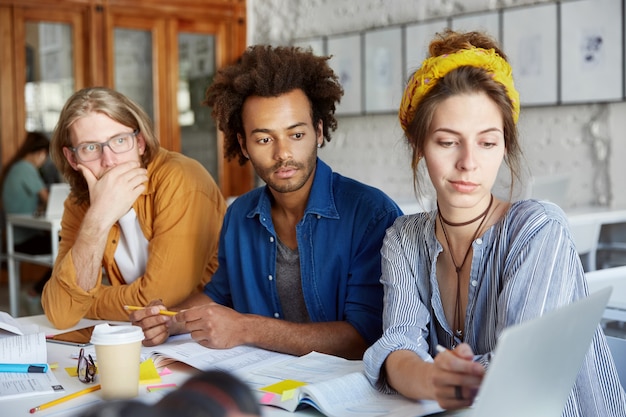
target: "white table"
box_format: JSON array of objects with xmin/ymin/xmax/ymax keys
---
[
  {"xmin": 6, "ymin": 316, "xmax": 323, "ymax": 417},
  {"xmin": 5, "ymin": 214, "xmax": 62, "ymax": 317},
  {"xmin": 566, "ymin": 206, "xmax": 626, "ymax": 271}
]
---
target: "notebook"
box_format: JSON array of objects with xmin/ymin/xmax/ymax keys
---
[
  {"xmin": 453, "ymin": 286, "xmax": 612, "ymax": 417},
  {"xmin": 45, "ymin": 182, "xmax": 70, "ymax": 219}
]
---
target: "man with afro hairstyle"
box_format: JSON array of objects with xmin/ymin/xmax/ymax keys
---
[{"xmin": 131, "ymin": 45, "xmax": 402, "ymax": 360}]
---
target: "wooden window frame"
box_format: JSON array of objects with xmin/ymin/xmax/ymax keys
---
[{"xmin": 0, "ymin": 0, "xmax": 252, "ymax": 198}]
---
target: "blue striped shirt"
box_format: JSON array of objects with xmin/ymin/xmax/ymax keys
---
[{"xmin": 364, "ymin": 199, "xmax": 626, "ymax": 416}]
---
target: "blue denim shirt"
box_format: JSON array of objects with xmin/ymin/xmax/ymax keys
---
[{"xmin": 204, "ymin": 159, "xmax": 402, "ymax": 345}]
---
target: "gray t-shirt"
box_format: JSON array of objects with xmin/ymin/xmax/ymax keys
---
[{"xmin": 276, "ymin": 238, "xmax": 310, "ymax": 323}]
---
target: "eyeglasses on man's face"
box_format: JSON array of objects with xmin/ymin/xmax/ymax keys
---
[
  {"xmin": 70, "ymin": 129, "xmax": 139, "ymax": 162},
  {"xmin": 77, "ymin": 347, "xmax": 97, "ymax": 383}
]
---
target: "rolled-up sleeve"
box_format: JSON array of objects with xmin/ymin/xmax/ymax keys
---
[{"xmin": 42, "ymin": 154, "xmax": 225, "ymax": 329}]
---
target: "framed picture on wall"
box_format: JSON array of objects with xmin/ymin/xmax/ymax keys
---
[
  {"xmin": 404, "ymin": 18, "xmax": 450, "ymax": 81},
  {"xmin": 294, "ymin": 37, "xmax": 326, "ymax": 57},
  {"xmin": 451, "ymin": 10, "xmax": 500, "ymax": 43},
  {"xmin": 327, "ymin": 33, "xmax": 363, "ymax": 115},
  {"xmin": 364, "ymin": 26, "xmax": 403, "ymax": 113},
  {"xmin": 502, "ymin": 3, "xmax": 558, "ymax": 106},
  {"xmin": 560, "ymin": 0, "xmax": 623, "ymax": 103}
]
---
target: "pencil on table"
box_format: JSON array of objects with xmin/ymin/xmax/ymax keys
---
[
  {"xmin": 29, "ymin": 384, "xmax": 101, "ymax": 413},
  {"xmin": 123, "ymin": 305, "xmax": 177, "ymax": 316}
]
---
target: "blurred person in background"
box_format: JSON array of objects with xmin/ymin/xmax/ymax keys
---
[{"xmin": 1, "ymin": 131, "xmax": 53, "ymax": 314}]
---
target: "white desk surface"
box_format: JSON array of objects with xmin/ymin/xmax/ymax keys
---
[
  {"xmin": 566, "ymin": 206, "xmax": 626, "ymax": 227},
  {"xmin": 6, "ymin": 316, "xmax": 325, "ymax": 417}
]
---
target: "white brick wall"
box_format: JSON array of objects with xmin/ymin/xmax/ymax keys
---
[{"xmin": 247, "ymin": 0, "xmax": 626, "ymax": 210}]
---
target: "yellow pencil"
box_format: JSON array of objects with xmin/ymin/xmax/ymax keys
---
[
  {"xmin": 29, "ymin": 384, "xmax": 101, "ymax": 413},
  {"xmin": 124, "ymin": 305, "xmax": 177, "ymax": 316}
]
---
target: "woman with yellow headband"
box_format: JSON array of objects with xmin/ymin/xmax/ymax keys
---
[{"xmin": 364, "ymin": 29, "xmax": 625, "ymax": 415}]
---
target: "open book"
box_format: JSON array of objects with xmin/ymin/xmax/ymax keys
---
[
  {"xmin": 134, "ymin": 335, "xmax": 441, "ymax": 417},
  {"xmin": 247, "ymin": 351, "xmax": 443, "ymax": 417},
  {"xmin": 0, "ymin": 312, "xmax": 65, "ymax": 400}
]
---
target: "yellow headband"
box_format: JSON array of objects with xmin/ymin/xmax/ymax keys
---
[{"xmin": 399, "ymin": 47, "xmax": 520, "ymax": 132}]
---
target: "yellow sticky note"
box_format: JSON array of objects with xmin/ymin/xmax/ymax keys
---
[
  {"xmin": 65, "ymin": 366, "xmax": 78, "ymax": 377},
  {"xmin": 65, "ymin": 364, "xmax": 97, "ymax": 377},
  {"xmin": 260, "ymin": 379, "xmax": 307, "ymax": 395},
  {"xmin": 66, "ymin": 359, "xmax": 159, "ymax": 384},
  {"xmin": 140, "ymin": 358, "xmax": 162, "ymax": 384},
  {"xmin": 281, "ymin": 388, "xmax": 297, "ymax": 401}
]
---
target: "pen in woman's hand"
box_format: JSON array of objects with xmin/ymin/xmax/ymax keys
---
[{"xmin": 435, "ymin": 344, "xmax": 448, "ymax": 354}]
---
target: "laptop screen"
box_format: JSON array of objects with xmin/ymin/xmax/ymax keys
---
[
  {"xmin": 45, "ymin": 183, "xmax": 70, "ymax": 219},
  {"xmin": 468, "ymin": 287, "xmax": 612, "ymax": 417}
]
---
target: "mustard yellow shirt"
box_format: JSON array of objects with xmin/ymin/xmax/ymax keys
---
[{"xmin": 42, "ymin": 148, "xmax": 226, "ymax": 329}]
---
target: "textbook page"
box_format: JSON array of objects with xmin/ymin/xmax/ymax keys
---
[
  {"xmin": 138, "ymin": 334, "xmax": 293, "ymax": 377},
  {"xmin": 246, "ymin": 351, "xmax": 363, "ymax": 390},
  {"xmin": 0, "ymin": 312, "xmax": 47, "ymax": 364},
  {"xmin": 0, "ymin": 370, "xmax": 65, "ymax": 401}
]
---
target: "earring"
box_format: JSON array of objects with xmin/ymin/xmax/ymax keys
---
[{"xmin": 317, "ymin": 143, "xmax": 322, "ymax": 148}]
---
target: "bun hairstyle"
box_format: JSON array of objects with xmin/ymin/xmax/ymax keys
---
[{"xmin": 401, "ymin": 29, "xmax": 523, "ymax": 199}]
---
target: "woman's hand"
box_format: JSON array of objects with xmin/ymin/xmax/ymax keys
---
[{"xmin": 431, "ymin": 343, "xmax": 485, "ymax": 409}]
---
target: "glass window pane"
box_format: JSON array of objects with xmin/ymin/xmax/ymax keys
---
[
  {"xmin": 114, "ymin": 28, "xmax": 154, "ymax": 120},
  {"xmin": 24, "ymin": 22, "xmax": 74, "ymax": 135},
  {"xmin": 178, "ymin": 33, "xmax": 218, "ymax": 180}
]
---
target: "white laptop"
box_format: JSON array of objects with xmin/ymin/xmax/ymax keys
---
[
  {"xmin": 450, "ymin": 286, "xmax": 612, "ymax": 417},
  {"xmin": 45, "ymin": 183, "xmax": 70, "ymax": 219}
]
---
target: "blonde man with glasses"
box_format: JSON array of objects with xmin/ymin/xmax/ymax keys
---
[{"xmin": 42, "ymin": 87, "xmax": 226, "ymax": 329}]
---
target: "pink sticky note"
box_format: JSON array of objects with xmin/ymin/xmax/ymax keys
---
[
  {"xmin": 147, "ymin": 383, "xmax": 177, "ymax": 392},
  {"xmin": 260, "ymin": 392, "xmax": 276, "ymax": 404},
  {"xmin": 159, "ymin": 367, "xmax": 173, "ymax": 376}
]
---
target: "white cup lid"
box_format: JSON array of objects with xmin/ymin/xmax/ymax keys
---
[{"xmin": 90, "ymin": 324, "xmax": 145, "ymax": 345}]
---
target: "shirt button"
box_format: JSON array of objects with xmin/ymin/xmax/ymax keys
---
[
  {"xmin": 269, "ymin": 236, "xmax": 274, "ymax": 243},
  {"xmin": 476, "ymin": 238, "xmax": 483, "ymax": 245},
  {"xmin": 274, "ymin": 312, "xmax": 279, "ymax": 318},
  {"xmin": 317, "ymin": 215, "xmax": 321, "ymax": 219},
  {"xmin": 268, "ymin": 275, "xmax": 273, "ymax": 281},
  {"xmin": 471, "ymin": 280, "xmax": 478, "ymax": 287}
]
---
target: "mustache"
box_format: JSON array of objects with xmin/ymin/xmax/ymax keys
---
[{"xmin": 272, "ymin": 161, "xmax": 302, "ymax": 171}]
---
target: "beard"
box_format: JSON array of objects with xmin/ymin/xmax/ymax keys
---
[{"xmin": 255, "ymin": 150, "xmax": 317, "ymax": 194}]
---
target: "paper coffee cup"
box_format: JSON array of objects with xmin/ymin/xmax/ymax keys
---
[{"xmin": 90, "ymin": 324, "xmax": 145, "ymax": 399}]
